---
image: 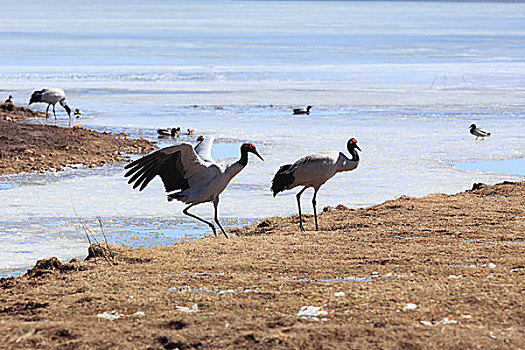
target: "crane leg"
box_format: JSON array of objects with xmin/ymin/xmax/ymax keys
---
[
  {"xmin": 52, "ymin": 104, "xmax": 57, "ymax": 119},
  {"xmin": 296, "ymin": 187, "xmax": 307, "ymax": 232},
  {"xmin": 213, "ymin": 197, "xmax": 228, "ymax": 238},
  {"xmin": 182, "ymin": 204, "xmax": 217, "ymax": 237},
  {"xmin": 45, "ymin": 104, "xmax": 51, "ymax": 119},
  {"xmin": 312, "ymin": 188, "xmax": 319, "ymax": 231}
]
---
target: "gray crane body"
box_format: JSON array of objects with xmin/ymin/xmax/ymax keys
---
[
  {"xmin": 282, "ymin": 151, "xmax": 358, "ymax": 191},
  {"xmin": 168, "ymin": 157, "xmax": 245, "ymax": 205}
]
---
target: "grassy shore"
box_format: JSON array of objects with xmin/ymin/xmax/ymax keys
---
[{"xmin": 0, "ymin": 181, "xmax": 523, "ymax": 349}]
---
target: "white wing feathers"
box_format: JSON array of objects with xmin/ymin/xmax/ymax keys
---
[{"xmin": 194, "ymin": 135, "xmax": 215, "ymax": 163}]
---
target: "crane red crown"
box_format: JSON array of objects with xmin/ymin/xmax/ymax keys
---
[{"xmin": 351, "ymin": 138, "xmax": 357, "ymax": 143}]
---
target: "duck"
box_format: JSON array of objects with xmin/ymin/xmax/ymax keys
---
[
  {"xmin": 293, "ymin": 106, "xmax": 312, "ymax": 115},
  {"xmin": 187, "ymin": 128, "xmax": 196, "ymax": 135},
  {"xmin": 4, "ymin": 95, "xmax": 13, "ymax": 104},
  {"xmin": 157, "ymin": 127, "xmax": 181, "ymax": 137},
  {"xmin": 469, "ymin": 124, "xmax": 491, "ymax": 140},
  {"xmin": 74, "ymin": 109, "xmax": 84, "ymax": 118}
]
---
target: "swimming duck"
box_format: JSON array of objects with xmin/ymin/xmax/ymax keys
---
[
  {"xmin": 293, "ymin": 105, "xmax": 312, "ymax": 115},
  {"xmin": 187, "ymin": 128, "xmax": 196, "ymax": 135},
  {"xmin": 4, "ymin": 95, "xmax": 13, "ymax": 104},
  {"xmin": 74, "ymin": 109, "xmax": 84, "ymax": 118},
  {"xmin": 469, "ymin": 124, "xmax": 491, "ymax": 140},
  {"xmin": 157, "ymin": 127, "xmax": 181, "ymax": 137}
]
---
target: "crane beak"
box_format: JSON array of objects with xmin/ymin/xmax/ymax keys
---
[
  {"xmin": 252, "ymin": 149, "xmax": 264, "ymax": 161},
  {"xmin": 355, "ymin": 144, "xmax": 361, "ymax": 152}
]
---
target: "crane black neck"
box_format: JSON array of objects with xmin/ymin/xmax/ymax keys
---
[
  {"xmin": 347, "ymin": 144, "xmax": 360, "ymax": 162},
  {"xmin": 238, "ymin": 148, "xmax": 250, "ymax": 166}
]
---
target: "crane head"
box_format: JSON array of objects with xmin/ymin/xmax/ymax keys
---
[
  {"xmin": 347, "ymin": 138, "xmax": 361, "ymax": 152},
  {"xmin": 241, "ymin": 143, "xmax": 264, "ymax": 161}
]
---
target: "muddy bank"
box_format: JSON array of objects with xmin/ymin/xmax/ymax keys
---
[
  {"xmin": 0, "ymin": 181, "xmax": 523, "ymax": 349},
  {"xmin": 0, "ymin": 103, "xmax": 156, "ymax": 174}
]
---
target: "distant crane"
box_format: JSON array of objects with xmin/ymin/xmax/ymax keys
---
[
  {"xmin": 469, "ymin": 124, "xmax": 491, "ymax": 140},
  {"xmin": 271, "ymin": 138, "xmax": 361, "ymax": 231},
  {"xmin": 4, "ymin": 95, "xmax": 13, "ymax": 104},
  {"xmin": 28, "ymin": 88, "xmax": 72, "ymax": 124},
  {"xmin": 293, "ymin": 106, "xmax": 312, "ymax": 115},
  {"xmin": 124, "ymin": 137, "xmax": 264, "ymax": 238}
]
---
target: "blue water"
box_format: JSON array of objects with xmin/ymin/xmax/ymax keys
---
[
  {"xmin": 454, "ymin": 158, "xmax": 525, "ymax": 176},
  {"xmin": 0, "ymin": 1, "xmax": 524, "ymax": 275}
]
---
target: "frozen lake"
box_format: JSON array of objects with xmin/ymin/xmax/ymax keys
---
[{"xmin": 1, "ymin": 0, "xmax": 524, "ymax": 275}]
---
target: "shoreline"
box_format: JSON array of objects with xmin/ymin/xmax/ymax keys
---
[
  {"xmin": 1, "ymin": 181, "xmax": 523, "ymax": 349},
  {"xmin": 0, "ymin": 103, "xmax": 156, "ymax": 175}
]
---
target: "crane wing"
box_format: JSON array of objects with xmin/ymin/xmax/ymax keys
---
[
  {"xmin": 194, "ymin": 135, "xmax": 215, "ymax": 163},
  {"xmin": 124, "ymin": 143, "xmax": 219, "ymax": 192}
]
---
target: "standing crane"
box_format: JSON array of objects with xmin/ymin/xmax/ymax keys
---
[
  {"xmin": 124, "ymin": 137, "xmax": 264, "ymax": 238},
  {"xmin": 28, "ymin": 88, "xmax": 72, "ymax": 124},
  {"xmin": 469, "ymin": 124, "xmax": 491, "ymax": 140},
  {"xmin": 293, "ymin": 106, "xmax": 312, "ymax": 115},
  {"xmin": 271, "ymin": 138, "xmax": 361, "ymax": 231}
]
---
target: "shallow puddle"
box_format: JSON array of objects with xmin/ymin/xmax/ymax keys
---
[{"xmin": 453, "ymin": 158, "xmax": 525, "ymax": 176}]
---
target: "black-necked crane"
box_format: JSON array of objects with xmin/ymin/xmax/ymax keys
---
[
  {"xmin": 4, "ymin": 95, "xmax": 13, "ymax": 104},
  {"xmin": 271, "ymin": 138, "xmax": 361, "ymax": 231},
  {"xmin": 28, "ymin": 88, "xmax": 72, "ymax": 124},
  {"xmin": 469, "ymin": 124, "xmax": 491, "ymax": 140},
  {"xmin": 124, "ymin": 136, "xmax": 264, "ymax": 238},
  {"xmin": 293, "ymin": 105, "xmax": 312, "ymax": 115},
  {"xmin": 157, "ymin": 127, "xmax": 180, "ymax": 137}
]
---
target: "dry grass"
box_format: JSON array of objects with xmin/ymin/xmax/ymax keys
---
[{"xmin": 0, "ymin": 181, "xmax": 524, "ymax": 349}]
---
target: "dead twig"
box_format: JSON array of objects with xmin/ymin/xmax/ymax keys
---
[
  {"xmin": 70, "ymin": 199, "xmax": 113, "ymax": 266},
  {"xmin": 98, "ymin": 217, "xmax": 115, "ymax": 264}
]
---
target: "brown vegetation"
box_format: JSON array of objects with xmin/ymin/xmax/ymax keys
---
[{"xmin": 0, "ymin": 181, "xmax": 523, "ymax": 349}]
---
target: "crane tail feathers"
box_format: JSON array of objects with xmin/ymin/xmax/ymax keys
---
[
  {"xmin": 167, "ymin": 192, "xmax": 187, "ymax": 202},
  {"xmin": 271, "ymin": 164, "xmax": 295, "ymax": 196}
]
